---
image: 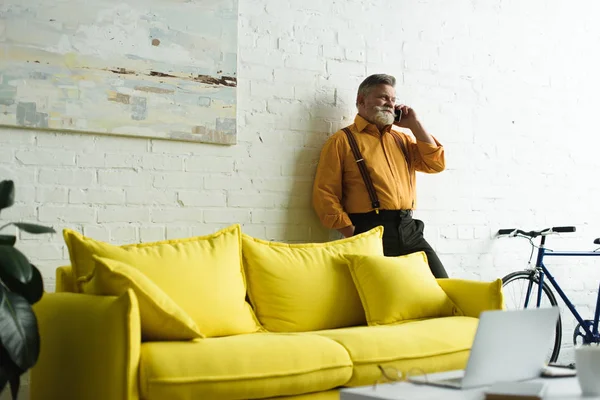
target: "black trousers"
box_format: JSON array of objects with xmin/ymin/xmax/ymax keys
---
[{"xmin": 349, "ymin": 210, "xmax": 449, "ymax": 278}]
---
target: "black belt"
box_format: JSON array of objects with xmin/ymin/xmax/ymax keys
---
[{"xmin": 349, "ymin": 209, "xmax": 413, "ymax": 221}]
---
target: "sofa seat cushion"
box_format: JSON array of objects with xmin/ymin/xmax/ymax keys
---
[
  {"xmin": 310, "ymin": 316, "xmax": 478, "ymax": 387},
  {"xmin": 139, "ymin": 333, "xmax": 353, "ymax": 400}
]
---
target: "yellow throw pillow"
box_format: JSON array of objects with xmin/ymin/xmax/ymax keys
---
[
  {"xmin": 242, "ymin": 226, "xmax": 384, "ymax": 332},
  {"xmin": 65, "ymin": 224, "xmax": 263, "ymax": 338},
  {"xmin": 89, "ymin": 256, "xmax": 202, "ymax": 341},
  {"xmin": 344, "ymin": 252, "xmax": 462, "ymax": 325}
]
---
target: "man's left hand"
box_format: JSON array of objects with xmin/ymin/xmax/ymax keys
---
[
  {"xmin": 393, "ymin": 104, "xmax": 436, "ymax": 145},
  {"xmin": 393, "ymin": 104, "xmax": 419, "ymax": 130}
]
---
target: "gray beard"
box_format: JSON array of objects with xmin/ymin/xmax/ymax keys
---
[{"xmin": 374, "ymin": 111, "xmax": 394, "ymax": 126}]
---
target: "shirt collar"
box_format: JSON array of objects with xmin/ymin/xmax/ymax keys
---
[{"xmin": 354, "ymin": 114, "xmax": 392, "ymax": 135}]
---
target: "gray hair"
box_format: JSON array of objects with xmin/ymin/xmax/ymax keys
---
[{"xmin": 356, "ymin": 74, "xmax": 396, "ymax": 105}]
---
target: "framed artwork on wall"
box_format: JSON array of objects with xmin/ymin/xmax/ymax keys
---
[{"xmin": 0, "ymin": 0, "xmax": 238, "ymax": 145}]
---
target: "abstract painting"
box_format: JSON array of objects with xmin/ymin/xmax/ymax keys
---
[{"xmin": 0, "ymin": 0, "xmax": 238, "ymax": 145}]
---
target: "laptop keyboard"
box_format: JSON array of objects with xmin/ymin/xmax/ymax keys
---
[{"xmin": 440, "ymin": 377, "xmax": 463, "ymax": 385}]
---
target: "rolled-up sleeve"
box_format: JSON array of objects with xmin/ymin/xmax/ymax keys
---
[
  {"xmin": 412, "ymin": 136, "xmax": 445, "ymax": 173},
  {"xmin": 312, "ymin": 136, "xmax": 353, "ymax": 230}
]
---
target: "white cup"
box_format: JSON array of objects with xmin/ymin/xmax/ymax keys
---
[{"xmin": 576, "ymin": 345, "xmax": 600, "ymax": 396}]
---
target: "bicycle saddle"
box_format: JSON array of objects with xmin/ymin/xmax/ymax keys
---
[{"xmin": 595, "ymin": 238, "xmax": 600, "ymax": 245}]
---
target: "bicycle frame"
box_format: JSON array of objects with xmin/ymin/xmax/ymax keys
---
[{"xmin": 525, "ymin": 235, "xmax": 600, "ymax": 343}]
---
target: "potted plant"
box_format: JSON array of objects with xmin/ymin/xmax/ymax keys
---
[{"xmin": 0, "ymin": 180, "xmax": 54, "ymax": 399}]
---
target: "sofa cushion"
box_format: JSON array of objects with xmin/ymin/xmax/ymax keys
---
[
  {"xmin": 242, "ymin": 226, "xmax": 384, "ymax": 332},
  {"xmin": 88, "ymin": 256, "xmax": 202, "ymax": 340},
  {"xmin": 263, "ymin": 391, "xmax": 340, "ymax": 400},
  {"xmin": 311, "ymin": 316, "xmax": 478, "ymax": 387},
  {"xmin": 344, "ymin": 252, "xmax": 462, "ymax": 325},
  {"xmin": 67, "ymin": 224, "xmax": 263, "ymax": 338},
  {"xmin": 139, "ymin": 333, "xmax": 353, "ymax": 400}
]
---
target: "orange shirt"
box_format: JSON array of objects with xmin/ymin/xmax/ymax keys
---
[{"xmin": 312, "ymin": 114, "xmax": 445, "ymax": 230}]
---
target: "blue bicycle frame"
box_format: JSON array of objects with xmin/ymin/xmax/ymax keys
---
[{"xmin": 526, "ymin": 234, "xmax": 600, "ymax": 344}]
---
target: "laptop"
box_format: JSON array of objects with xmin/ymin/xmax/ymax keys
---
[{"xmin": 408, "ymin": 306, "xmax": 560, "ymax": 389}]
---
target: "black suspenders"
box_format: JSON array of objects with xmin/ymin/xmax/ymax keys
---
[
  {"xmin": 342, "ymin": 127, "xmax": 380, "ymax": 213},
  {"xmin": 342, "ymin": 126, "xmax": 413, "ymax": 214}
]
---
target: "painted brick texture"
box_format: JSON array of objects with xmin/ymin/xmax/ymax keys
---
[{"xmin": 2, "ymin": 0, "xmax": 600, "ymax": 364}]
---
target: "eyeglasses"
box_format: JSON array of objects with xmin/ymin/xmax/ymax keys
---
[{"xmin": 373, "ymin": 365, "xmax": 429, "ymax": 390}]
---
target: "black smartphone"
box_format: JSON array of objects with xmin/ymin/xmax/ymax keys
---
[{"xmin": 394, "ymin": 108, "xmax": 402, "ymax": 122}]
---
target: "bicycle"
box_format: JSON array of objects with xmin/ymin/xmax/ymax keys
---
[{"xmin": 496, "ymin": 226, "xmax": 600, "ymax": 364}]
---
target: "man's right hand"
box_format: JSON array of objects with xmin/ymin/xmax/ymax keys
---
[{"xmin": 338, "ymin": 225, "xmax": 355, "ymax": 238}]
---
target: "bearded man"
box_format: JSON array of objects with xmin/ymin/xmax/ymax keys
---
[{"xmin": 311, "ymin": 73, "xmax": 448, "ymax": 278}]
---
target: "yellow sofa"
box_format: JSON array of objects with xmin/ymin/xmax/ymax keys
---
[{"xmin": 30, "ymin": 225, "xmax": 504, "ymax": 400}]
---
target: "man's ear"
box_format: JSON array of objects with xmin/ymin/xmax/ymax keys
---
[{"xmin": 356, "ymin": 94, "xmax": 364, "ymax": 107}]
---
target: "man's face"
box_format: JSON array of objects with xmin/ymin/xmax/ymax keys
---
[{"xmin": 357, "ymin": 84, "xmax": 396, "ymax": 127}]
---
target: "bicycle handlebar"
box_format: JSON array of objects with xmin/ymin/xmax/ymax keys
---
[
  {"xmin": 552, "ymin": 226, "xmax": 577, "ymax": 233},
  {"xmin": 497, "ymin": 226, "xmax": 576, "ymax": 238}
]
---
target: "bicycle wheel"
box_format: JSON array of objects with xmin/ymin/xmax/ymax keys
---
[{"xmin": 502, "ymin": 271, "xmax": 562, "ymax": 363}]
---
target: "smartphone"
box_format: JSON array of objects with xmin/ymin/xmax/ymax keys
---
[{"xmin": 394, "ymin": 108, "xmax": 402, "ymax": 122}]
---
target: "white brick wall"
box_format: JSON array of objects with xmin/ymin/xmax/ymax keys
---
[{"xmin": 1, "ymin": 0, "xmax": 600, "ymax": 364}]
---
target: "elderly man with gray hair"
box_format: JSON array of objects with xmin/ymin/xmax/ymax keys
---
[{"xmin": 312, "ymin": 73, "xmax": 448, "ymax": 278}]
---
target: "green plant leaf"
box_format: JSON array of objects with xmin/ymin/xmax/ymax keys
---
[
  {"xmin": 0, "ymin": 235, "xmax": 16, "ymax": 246},
  {"xmin": 0, "ymin": 286, "xmax": 40, "ymax": 370},
  {"xmin": 0, "ymin": 344, "xmax": 24, "ymax": 398},
  {"xmin": 0, "ymin": 181, "xmax": 15, "ymax": 211},
  {"xmin": 8, "ymin": 372, "xmax": 19, "ymax": 400},
  {"xmin": 0, "ymin": 353, "xmax": 8, "ymax": 395},
  {"xmin": 2, "ymin": 265, "xmax": 44, "ymax": 305},
  {"xmin": 12, "ymin": 223, "xmax": 55, "ymax": 235},
  {"xmin": 0, "ymin": 247, "xmax": 32, "ymax": 283}
]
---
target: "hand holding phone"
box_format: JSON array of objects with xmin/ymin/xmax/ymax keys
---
[
  {"xmin": 394, "ymin": 104, "xmax": 422, "ymax": 132},
  {"xmin": 394, "ymin": 108, "xmax": 402, "ymax": 122}
]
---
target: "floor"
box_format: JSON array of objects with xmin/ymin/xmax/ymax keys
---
[
  {"xmin": 0, "ymin": 385, "xmax": 29, "ymax": 400},
  {"xmin": 0, "ymin": 372, "xmax": 30, "ymax": 400}
]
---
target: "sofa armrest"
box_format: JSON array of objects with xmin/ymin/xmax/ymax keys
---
[
  {"xmin": 437, "ymin": 278, "xmax": 504, "ymax": 318},
  {"xmin": 56, "ymin": 265, "xmax": 77, "ymax": 293},
  {"xmin": 31, "ymin": 290, "xmax": 141, "ymax": 400}
]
